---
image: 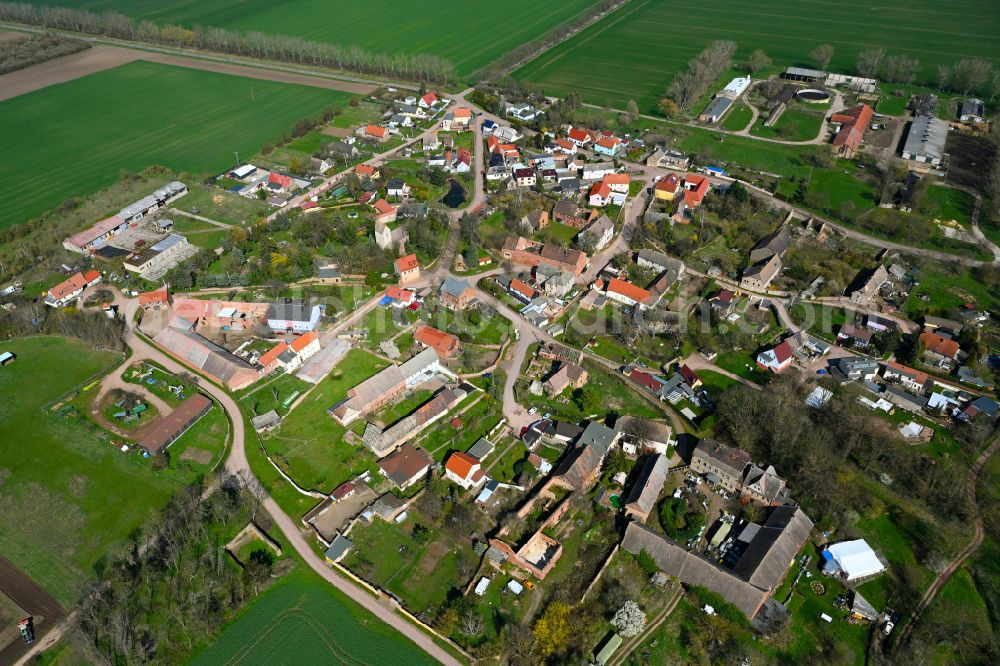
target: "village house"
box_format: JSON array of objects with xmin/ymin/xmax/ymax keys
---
[
  {"xmin": 385, "ymin": 285, "xmax": 416, "ymax": 307},
  {"xmin": 394, "ymin": 253, "xmax": 421, "ymax": 284},
  {"xmin": 605, "ymin": 278, "xmax": 654, "ymax": 309},
  {"xmin": 444, "ymin": 451, "xmax": 487, "ymax": 490},
  {"xmin": 373, "ymin": 198, "xmax": 398, "ymax": 225},
  {"xmin": 552, "ymin": 200, "xmax": 596, "ymax": 228},
  {"xmin": 414, "ymin": 325, "xmax": 461, "ymax": 358},
  {"xmin": 613, "ymin": 416, "xmax": 674, "ymax": 456},
  {"xmin": 919, "ymin": 331, "xmax": 961, "ymax": 367},
  {"xmin": 551, "ymin": 421, "xmax": 620, "ymax": 492},
  {"xmin": 386, "ymin": 178, "xmax": 411, "ymax": 199},
  {"xmin": 837, "ymin": 323, "xmax": 873, "ymax": 349},
  {"xmin": 375, "ymin": 220, "xmax": 409, "ymax": 252},
  {"xmin": 579, "ymin": 214, "xmax": 615, "ymax": 251},
  {"xmin": 355, "ymin": 163, "xmax": 380, "ymax": 180},
  {"xmin": 514, "ymin": 168, "xmax": 537, "ymax": 188},
  {"xmin": 582, "ymin": 162, "xmax": 616, "ymax": 181},
  {"xmin": 259, "ymin": 331, "xmax": 321, "ymax": 375},
  {"xmin": 439, "ymin": 277, "xmax": 477, "ymax": 310},
  {"xmin": 749, "ymin": 227, "xmax": 791, "ymax": 264},
  {"xmin": 757, "ymin": 340, "xmax": 793, "ymax": 373},
  {"xmin": 378, "ymin": 443, "xmax": 432, "ymax": 489},
  {"xmin": 364, "ymin": 124, "xmax": 388, "ymax": 142},
  {"xmin": 691, "ymin": 439, "xmax": 788, "ymax": 505},
  {"xmin": 138, "ymin": 289, "xmax": 171, "ymax": 310},
  {"xmin": 501, "ymin": 236, "xmax": 589, "ymax": 276},
  {"xmin": 44, "ymin": 270, "xmax": 102, "ymax": 307},
  {"xmin": 848, "ymin": 265, "xmax": 888, "ymax": 304},
  {"xmin": 740, "ymin": 255, "xmax": 782, "ymax": 292},
  {"xmin": 594, "ymin": 136, "xmax": 623, "ymax": 157},
  {"xmin": 520, "ymin": 210, "xmax": 549, "ymax": 234},
  {"xmin": 543, "ymin": 362, "xmax": 587, "ymax": 396},
  {"xmin": 882, "ymin": 361, "xmax": 929, "ymax": 393}
]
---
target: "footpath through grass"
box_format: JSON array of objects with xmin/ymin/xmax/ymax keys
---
[
  {"xmin": 0, "ymin": 336, "xmax": 175, "ymax": 604},
  {"xmin": 0, "ymin": 60, "xmax": 352, "ymax": 226}
]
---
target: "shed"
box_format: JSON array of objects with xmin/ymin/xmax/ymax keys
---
[
  {"xmin": 474, "ymin": 577, "xmax": 491, "ymax": 596},
  {"xmin": 594, "ymin": 632, "xmax": 623, "ymax": 665},
  {"xmin": 507, "ymin": 579, "xmax": 524, "ymax": 595},
  {"xmin": 324, "ymin": 534, "xmax": 353, "ymax": 563}
]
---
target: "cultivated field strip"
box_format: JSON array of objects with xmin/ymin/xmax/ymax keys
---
[{"xmin": 516, "ymin": 0, "xmax": 1000, "ymax": 111}]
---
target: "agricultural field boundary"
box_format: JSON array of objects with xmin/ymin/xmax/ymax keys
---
[{"xmin": 0, "ymin": 40, "xmax": 376, "ymax": 103}]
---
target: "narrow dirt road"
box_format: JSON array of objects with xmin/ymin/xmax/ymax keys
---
[{"xmin": 891, "ymin": 434, "xmax": 1000, "ymax": 655}]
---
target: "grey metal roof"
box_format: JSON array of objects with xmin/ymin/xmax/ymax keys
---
[
  {"xmin": 902, "ymin": 115, "xmax": 948, "ymax": 161},
  {"xmin": 440, "ymin": 276, "xmax": 472, "ymax": 299},
  {"xmin": 324, "ymin": 534, "xmax": 353, "ymax": 561},
  {"xmin": 703, "ymin": 97, "xmax": 733, "ymax": 119}
]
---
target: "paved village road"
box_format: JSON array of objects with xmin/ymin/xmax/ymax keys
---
[{"xmin": 92, "ymin": 290, "xmax": 463, "ymax": 666}]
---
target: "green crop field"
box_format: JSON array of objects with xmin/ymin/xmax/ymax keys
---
[
  {"xmin": 515, "ymin": 0, "xmax": 1000, "ymax": 113},
  {"xmin": 0, "ymin": 60, "xmax": 352, "ymax": 227},
  {"xmin": 31, "ymin": 0, "xmax": 600, "ymax": 77},
  {"xmin": 0, "ymin": 336, "xmax": 175, "ymax": 604},
  {"xmin": 190, "ymin": 569, "xmax": 438, "ymax": 665}
]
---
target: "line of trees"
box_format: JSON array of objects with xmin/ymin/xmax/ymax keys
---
[
  {"xmin": 474, "ymin": 0, "xmax": 627, "ymax": 82},
  {"xmin": 658, "ymin": 40, "xmax": 736, "ymax": 115},
  {"xmin": 0, "ymin": 30, "xmax": 87, "ymax": 74},
  {"xmin": 0, "ymin": 299, "xmax": 127, "ymax": 350},
  {"xmin": 0, "ymin": 2, "xmax": 455, "ymax": 84}
]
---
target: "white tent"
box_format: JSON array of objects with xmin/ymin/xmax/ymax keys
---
[{"xmin": 826, "ymin": 540, "xmax": 885, "ymax": 580}]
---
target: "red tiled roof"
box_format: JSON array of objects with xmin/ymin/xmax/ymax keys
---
[
  {"xmin": 414, "ymin": 325, "xmax": 460, "ymax": 356},
  {"xmin": 509, "ymin": 278, "xmax": 536, "ymax": 300},
  {"xmin": 596, "ymin": 136, "xmax": 620, "ymax": 149},
  {"xmin": 356, "ymin": 164, "xmax": 376, "ymax": 177},
  {"xmin": 712, "ymin": 289, "xmax": 734, "ymax": 303},
  {"xmin": 395, "ymin": 253, "xmax": 420, "ymax": 272},
  {"xmin": 290, "ymin": 331, "xmax": 318, "ymax": 353},
  {"xmin": 421, "ymin": 92, "xmax": 437, "ymax": 105},
  {"xmin": 603, "ymin": 173, "xmax": 630, "ymax": 186},
  {"xmin": 567, "ymin": 128, "xmax": 590, "ymax": 143},
  {"xmin": 886, "ymin": 360, "xmax": 929, "ymax": 385},
  {"xmin": 679, "ymin": 364, "xmax": 699, "ymax": 385},
  {"xmin": 48, "ymin": 273, "xmax": 88, "ymax": 301},
  {"xmin": 589, "ymin": 182, "xmax": 611, "ymax": 199},
  {"xmin": 268, "ymin": 172, "xmax": 292, "ymax": 187},
  {"xmin": 82, "ymin": 269, "xmax": 102, "ymax": 283},
  {"xmin": 607, "ymin": 278, "xmax": 651, "ymax": 303},
  {"xmin": 831, "ymin": 104, "xmax": 873, "ymax": 152},
  {"xmin": 366, "ymin": 124, "xmax": 387, "ymax": 138},
  {"xmin": 556, "ymin": 138, "xmax": 575, "ymax": 151},
  {"xmin": 385, "ymin": 285, "xmax": 414, "ymax": 302},
  {"xmin": 453, "ymin": 106, "xmax": 471, "ymax": 118},
  {"xmin": 919, "ymin": 331, "xmax": 960, "ymax": 358},
  {"xmin": 772, "ymin": 340, "xmax": 793, "ymax": 363},
  {"xmin": 259, "ymin": 342, "xmax": 288, "ymax": 368},
  {"xmin": 445, "ymin": 451, "xmax": 480, "ymax": 481},
  {"xmin": 138, "ymin": 289, "xmax": 169, "ymax": 305},
  {"xmin": 373, "ymin": 198, "xmax": 396, "ymax": 215},
  {"xmin": 655, "ymin": 174, "xmax": 680, "ymax": 192}
]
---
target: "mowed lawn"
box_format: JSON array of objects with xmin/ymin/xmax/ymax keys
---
[
  {"xmin": 0, "ymin": 60, "xmax": 351, "ymax": 227},
  {"xmin": 0, "ymin": 337, "xmax": 175, "ymax": 604},
  {"xmin": 515, "ymin": 0, "xmax": 1000, "ymax": 112},
  {"xmin": 31, "ymin": 0, "xmax": 601, "ymax": 77},
  {"xmin": 190, "ymin": 569, "xmax": 438, "ymax": 665}
]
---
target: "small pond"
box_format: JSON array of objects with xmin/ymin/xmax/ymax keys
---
[{"xmin": 440, "ymin": 179, "xmax": 467, "ymax": 208}]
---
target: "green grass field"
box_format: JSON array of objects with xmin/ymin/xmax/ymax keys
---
[
  {"xmin": 0, "ymin": 337, "xmax": 175, "ymax": 604},
  {"xmin": 515, "ymin": 0, "xmax": 1000, "ymax": 112},
  {"xmin": 190, "ymin": 569, "xmax": 438, "ymax": 665},
  {"xmin": 0, "ymin": 60, "xmax": 352, "ymax": 226},
  {"xmin": 33, "ymin": 0, "xmax": 600, "ymax": 77}
]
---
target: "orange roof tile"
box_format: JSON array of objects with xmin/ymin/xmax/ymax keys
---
[
  {"xmin": 373, "ymin": 198, "xmax": 396, "ymax": 215},
  {"xmin": 366, "ymin": 124, "xmax": 387, "ymax": 138},
  {"xmin": 138, "ymin": 289, "xmax": 169, "ymax": 305},
  {"xmin": 414, "ymin": 325, "xmax": 460, "ymax": 356},
  {"xmin": 259, "ymin": 342, "xmax": 288, "ymax": 367},
  {"xmin": 395, "ymin": 253, "xmax": 420, "ymax": 272},
  {"xmin": 607, "ymin": 278, "xmax": 651, "ymax": 303},
  {"xmin": 445, "ymin": 451, "xmax": 480, "ymax": 480},
  {"xmin": 919, "ymin": 332, "xmax": 960, "ymax": 358},
  {"xmin": 290, "ymin": 332, "xmax": 318, "ymax": 353},
  {"xmin": 602, "ymin": 173, "xmax": 631, "ymax": 185}
]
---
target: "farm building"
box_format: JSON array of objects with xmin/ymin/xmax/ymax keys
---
[
  {"xmin": 139, "ymin": 393, "xmax": 212, "ymax": 454},
  {"xmin": 123, "ymin": 234, "xmax": 192, "ymax": 278},
  {"xmin": 699, "ymin": 97, "xmax": 733, "ymax": 123},
  {"xmin": 781, "ymin": 67, "xmax": 827, "ymax": 83},
  {"xmin": 621, "ymin": 505, "xmax": 813, "ymax": 622},
  {"xmin": 901, "ymin": 115, "xmax": 948, "ymax": 166},
  {"xmin": 623, "ymin": 454, "xmax": 669, "ymax": 523},
  {"xmin": 394, "ymin": 254, "xmax": 421, "ymax": 284},
  {"xmin": 138, "ymin": 289, "xmax": 171, "ymax": 310},
  {"xmin": 63, "ymin": 215, "xmax": 130, "ymax": 254},
  {"xmin": 831, "ymin": 104, "xmax": 874, "ymax": 158},
  {"xmin": 414, "ymin": 325, "xmax": 461, "ymax": 357},
  {"xmin": 267, "ymin": 301, "xmax": 323, "ymax": 333},
  {"xmin": 958, "ymin": 98, "xmax": 985, "ymax": 123},
  {"xmin": 118, "ymin": 181, "xmax": 188, "ymax": 223}
]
